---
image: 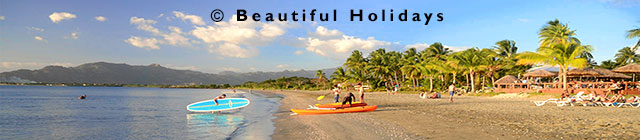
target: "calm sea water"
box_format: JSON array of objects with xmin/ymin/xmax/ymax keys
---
[{"xmin": 0, "ymin": 85, "xmax": 281, "ymax": 140}]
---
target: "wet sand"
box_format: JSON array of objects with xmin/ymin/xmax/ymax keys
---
[{"xmin": 259, "ymin": 90, "xmax": 640, "ymax": 139}]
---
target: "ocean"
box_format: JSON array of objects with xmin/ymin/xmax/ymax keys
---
[{"xmin": 0, "ymin": 85, "xmax": 281, "ymax": 140}]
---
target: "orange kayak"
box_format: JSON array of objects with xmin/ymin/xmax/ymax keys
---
[
  {"xmin": 291, "ymin": 105, "xmax": 377, "ymax": 115},
  {"xmin": 315, "ymin": 102, "xmax": 367, "ymax": 108}
]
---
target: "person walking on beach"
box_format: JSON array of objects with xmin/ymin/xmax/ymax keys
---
[
  {"xmin": 356, "ymin": 83, "xmax": 365, "ymax": 103},
  {"xmin": 332, "ymin": 85, "xmax": 341, "ymax": 103},
  {"xmin": 448, "ymin": 84, "xmax": 456, "ymax": 103}
]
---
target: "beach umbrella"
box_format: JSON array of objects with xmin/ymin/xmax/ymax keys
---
[
  {"xmin": 612, "ymin": 63, "xmax": 640, "ymax": 81},
  {"xmin": 523, "ymin": 70, "xmax": 557, "ymax": 78}
]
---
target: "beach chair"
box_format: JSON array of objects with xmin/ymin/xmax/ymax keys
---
[{"xmin": 534, "ymin": 98, "xmax": 558, "ymax": 106}]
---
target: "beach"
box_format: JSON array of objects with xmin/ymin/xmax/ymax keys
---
[{"xmin": 260, "ymin": 90, "xmax": 640, "ymax": 139}]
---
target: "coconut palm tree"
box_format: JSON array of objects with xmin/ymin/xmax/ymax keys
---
[
  {"xmin": 419, "ymin": 58, "xmax": 442, "ymax": 92},
  {"xmin": 401, "ymin": 48, "xmax": 421, "ymax": 89},
  {"xmin": 539, "ymin": 19, "xmax": 580, "ymax": 48},
  {"xmin": 452, "ymin": 48, "xmax": 487, "ymax": 93},
  {"xmin": 628, "ymin": 25, "xmax": 640, "ymax": 51},
  {"xmin": 517, "ymin": 43, "xmax": 592, "ymax": 90},
  {"xmin": 481, "ymin": 48, "xmax": 503, "ymax": 87},
  {"xmin": 493, "ymin": 40, "xmax": 518, "ymax": 59},
  {"xmin": 315, "ymin": 70, "xmax": 327, "ymax": 88},
  {"xmin": 344, "ymin": 50, "xmax": 368, "ymax": 84},
  {"xmin": 367, "ymin": 49, "xmax": 394, "ymax": 88},
  {"xmin": 614, "ymin": 46, "xmax": 639, "ymax": 65},
  {"xmin": 421, "ymin": 42, "xmax": 451, "ymax": 61},
  {"xmin": 330, "ymin": 67, "xmax": 348, "ymax": 84},
  {"xmin": 597, "ymin": 60, "xmax": 618, "ymax": 70}
]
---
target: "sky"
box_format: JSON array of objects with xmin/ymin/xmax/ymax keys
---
[{"xmin": 1, "ymin": 0, "xmax": 639, "ymax": 73}]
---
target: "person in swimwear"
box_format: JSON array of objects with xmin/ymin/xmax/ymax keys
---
[
  {"xmin": 213, "ymin": 94, "xmax": 226, "ymax": 105},
  {"xmin": 341, "ymin": 92, "xmax": 356, "ymax": 108}
]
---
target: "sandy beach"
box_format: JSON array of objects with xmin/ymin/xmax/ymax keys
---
[{"xmin": 259, "ymin": 90, "xmax": 640, "ymax": 139}]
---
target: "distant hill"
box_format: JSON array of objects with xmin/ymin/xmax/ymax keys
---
[{"xmin": 0, "ymin": 62, "xmax": 335, "ymax": 85}]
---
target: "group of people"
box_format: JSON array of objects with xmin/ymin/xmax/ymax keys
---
[
  {"xmin": 332, "ymin": 83, "xmax": 366, "ymax": 107},
  {"xmin": 419, "ymin": 83, "xmax": 456, "ymax": 103},
  {"xmin": 578, "ymin": 92, "xmax": 639, "ymax": 106}
]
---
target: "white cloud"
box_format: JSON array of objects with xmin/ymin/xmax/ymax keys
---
[
  {"xmin": 295, "ymin": 50, "xmax": 303, "ymax": 55},
  {"xmin": 161, "ymin": 26, "xmax": 190, "ymax": 46},
  {"xmin": 157, "ymin": 14, "xmax": 164, "ymax": 18},
  {"xmin": 276, "ymin": 64, "xmax": 289, "ymax": 68},
  {"xmin": 34, "ymin": 36, "xmax": 44, "ymax": 41},
  {"xmin": 310, "ymin": 26, "xmax": 343, "ymax": 39},
  {"xmin": 191, "ymin": 15, "xmax": 295, "ymax": 58},
  {"xmin": 71, "ymin": 32, "xmax": 79, "ymax": 39},
  {"xmin": 173, "ymin": 11, "xmax": 205, "ymax": 25},
  {"xmin": 207, "ymin": 43, "xmax": 257, "ymax": 58},
  {"xmin": 130, "ymin": 17, "xmax": 160, "ymax": 34},
  {"xmin": 125, "ymin": 36, "xmax": 160, "ymax": 50},
  {"xmin": 293, "ymin": 26, "xmax": 391, "ymax": 60},
  {"xmin": 26, "ymin": 27, "xmax": 44, "ymax": 32},
  {"xmin": 405, "ymin": 43, "xmax": 429, "ymax": 50},
  {"xmin": 0, "ymin": 16, "xmax": 5, "ymax": 20},
  {"xmin": 95, "ymin": 16, "xmax": 107, "ymax": 22},
  {"xmin": 49, "ymin": 12, "xmax": 76, "ymax": 23},
  {"xmin": 127, "ymin": 17, "xmax": 193, "ymax": 48}
]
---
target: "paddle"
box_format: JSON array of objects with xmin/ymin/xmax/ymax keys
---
[{"xmin": 317, "ymin": 92, "xmax": 332, "ymax": 100}]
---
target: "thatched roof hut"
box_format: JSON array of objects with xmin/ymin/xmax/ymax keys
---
[
  {"xmin": 612, "ymin": 63, "xmax": 640, "ymax": 73},
  {"xmin": 593, "ymin": 68, "xmax": 631, "ymax": 79},
  {"xmin": 567, "ymin": 68, "xmax": 602, "ymax": 77},
  {"xmin": 495, "ymin": 75, "xmax": 521, "ymax": 84},
  {"xmin": 523, "ymin": 70, "xmax": 557, "ymax": 77}
]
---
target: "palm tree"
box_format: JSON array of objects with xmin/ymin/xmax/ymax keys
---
[
  {"xmin": 421, "ymin": 42, "xmax": 451, "ymax": 61},
  {"xmin": 344, "ymin": 50, "xmax": 368, "ymax": 84},
  {"xmin": 315, "ymin": 70, "xmax": 327, "ymax": 88},
  {"xmin": 419, "ymin": 58, "xmax": 442, "ymax": 92},
  {"xmin": 517, "ymin": 43, "xmax": 592, "ymax": 90},
  {"xmin": 482, "ymin": 49, "xmax": 503, "ymax": 87},
  {"xmin": 452, "ymin": 48, "xmax": 487, "ymax": 93},
  {"xmin": 401, "ymin": 48, "xmax": 421, "ymax": 89},
  {"xmin": 539, "ymin": 19, "xmax": 580, "ymax": 48},
  {"xmin": 367, "ymin": 49, "xmax": 393, "ymax": 89},
  {"xmin": 493, "ymin": 40, "xmax": 518, "ymax": 59},
  {"xmin": 628, "ymin": 25, "xmax": 640, "ymax": 51},
  {"xmin": 597, "ymin": 60, "xmax": 618, "ymax": 70},
  {"xmin": 330, "ymin": 67, "xmax": 348, "ymax": 84},
  {"xmin": 614, "ymin": 46, "xmax": 639, "ymax": 65}
]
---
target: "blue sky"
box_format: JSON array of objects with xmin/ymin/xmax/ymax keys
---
[{"xmin": 1, "ymin": 0, "xmax": 639, "ymax": 73}]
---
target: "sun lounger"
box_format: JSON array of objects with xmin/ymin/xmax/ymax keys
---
[{"xmin": 534, "ymin": 98, "xmax": 559, "ymax": 106}]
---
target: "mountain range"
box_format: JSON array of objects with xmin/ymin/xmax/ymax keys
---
[{"xmin": 0, "ymin": 62, "xmax": 335, "ymax": 85}]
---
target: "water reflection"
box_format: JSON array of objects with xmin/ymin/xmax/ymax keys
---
[{"xmin": 186, "ymin": 113, "xmax": 244, "ymax": 139}]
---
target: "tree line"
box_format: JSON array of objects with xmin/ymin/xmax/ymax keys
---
[{"xmin": 240, "ymin": 19, "xmax": 640, "ymax": 93}]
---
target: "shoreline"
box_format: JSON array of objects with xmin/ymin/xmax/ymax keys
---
[{"xmin": 258, "ymin": 89, "xmax": 640, "ymax": 139}]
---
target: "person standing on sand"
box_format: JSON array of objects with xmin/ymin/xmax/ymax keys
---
[
  {"xmin": 332, "ymin": 85, "xmax": 341, "ymax": 103},
  {"xmin": 356, "ymin": 83, "xmax": 365, "ymax": 103},
  {"xmin": 448, "ymin": 84, "xmax": 455, "ymax": 103}
]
